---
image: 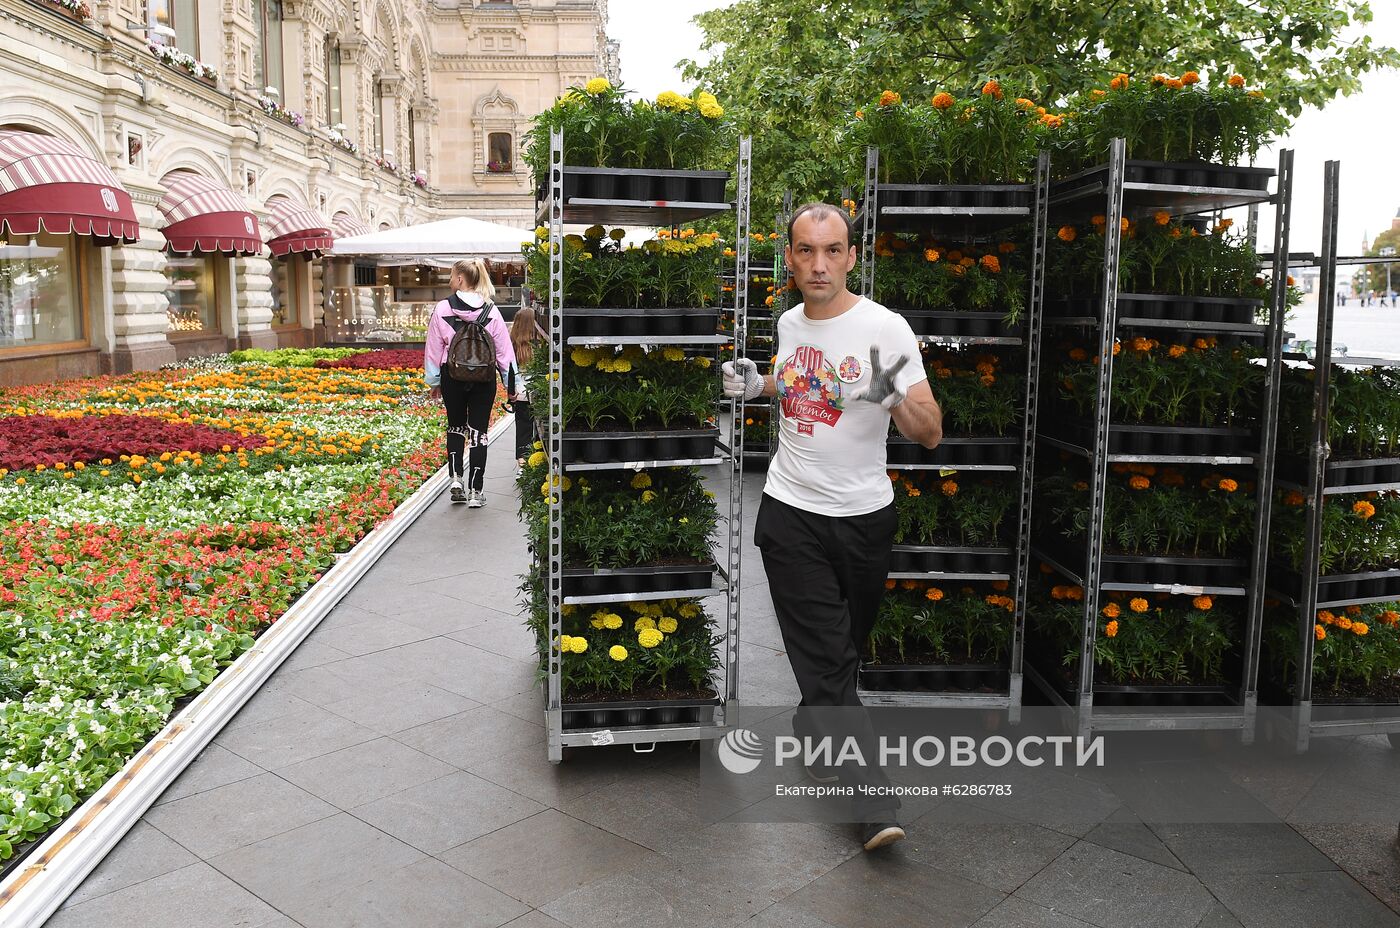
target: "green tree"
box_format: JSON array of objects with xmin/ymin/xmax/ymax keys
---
[
  {"xmin": 681, "ymin": 0, "xmax": 1399, "ymax": 215},
  {"xmin": 1359, "ymin": 227, "xmax": 1400, "ymax": 297}
]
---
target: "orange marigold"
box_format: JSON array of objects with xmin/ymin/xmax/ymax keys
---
[
  {"xmin": 980, "ymin": 255, "xmax": 1001, "ymax": 273},
  {"xmin": 1315, "ymin": 624, "xmax": 1326, "ymax": 641},
  {"xmin": 1167, "ymin": 344, "xmax": 1186, "ymax": 359},
  {"xmin": 1105, "ymin": 620, "xmax": 1120, "ymax": 638},
  {"xmin": 1103, "ymin": 602, "xmax": 1122, "ymax": 619},
  {"xmin": 1218, "ymin": 478, "xmax": 1238, "ymax": 492},
  {"xmin": 924, "ymin": 248, "xmax": 941, "ymax": 263},
  {"xmin": 1380, "ymin": 610, "xmax": 1400, "ymax": 625},
  {"xmin": 1129, "ymin": 597, "xmax": 1149, "ymax": 613},
  {"xmin": 926, "ymin": 587, "xmax": 944, "ymax": 601},
  {"xmin": 931, "ymin": 92, "xmax": 955, "ymax": 110},
  {"xmin": 999, "ymin": 242, "xmax": 1016, "ymax": 254},
  {"xmin": 1354, "ymin": 500, "xmax": 1377, "ymax": 520},
  {"xmin": 1154, "ymin": 211, "xmax": 1171, "ymax": 226},
  {"xmin": 1318, "ymin": 610, "xmax": 1335, "ymax": 624},
  {"xmin": 1181, "ymin": 71, "xmax": 1201, "ymax": 85},
  {"xmin": 1166, "ymin": 78, "xmax": 1185, "ymax": 90},
  {"xmin": 1069, "ymin": 347, "xmax": 1088, "ymax": 361},
  {"xmin": 885, "ymin": 578, "xmax": 896, "ymax": 590},
  {"xmin": 1058, "ymin": 226, "xmax": 1077, "ymax": 242},
  {"xmin": 941, "ymin": 479, "xmax": 958, "ymax": 497},
  {"xmin": 1228, "ymin": 74, "xmax": 1246, "ymax": 88},
  {"xmin": 1015, "ymin": 97, "xmax": 1035, "ymax": 109},
  {"xmin": 1109, "ymin": 73, "xmax": 1129, "ymax": 90},
  {"xmin": 1129, "ymin": 475, "xmax": 1151, "ymax": 490},
  {"xmin": 854, "ymin": 109, "xmax": 864, "ymax": 119},
  {"xmin": 879, "ymin": 90, "xmax": 902, "ymax": 107},
  {"xmin": 1193, "ymin": 595, "xmax": 1213, "ymax": 611},
  {"xmin": 982, "ymin": 80, "xmax": 1003, "ymax": 99}
]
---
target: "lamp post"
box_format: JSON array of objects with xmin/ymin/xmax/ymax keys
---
[{"xmin": 1381, "ymin": 246, "xmax": 1396, "ymax": 306}]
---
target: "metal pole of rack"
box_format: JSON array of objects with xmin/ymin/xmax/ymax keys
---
[
  {"xmin": 1010, "ymin": 151, "xmax": 1052, "ymax": 722},
  {"xmin": 861, "ymin": 147, "xmax": 879, "ymax": 300},
  {"xmin": 1078, "ymin": 138, "xmax": 1127, "ymax": 724},
  {"xmin": 1293, "ymin": 160, "xmax": 1341, "ymax": 752},
  {"xmin": 1240, "ymin": 148, "xmax": 1293, "ymax": 744},
  {"xmin": 725, "ymin": 137, "xmax": 753, "ymax": 714},
  {"xmin": 546, "ymin": 127, "xmax": 566, "ymax": 762}
]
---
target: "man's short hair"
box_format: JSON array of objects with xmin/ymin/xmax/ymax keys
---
[{"xmin": 787, "ymin": 202, "xmax": 855, "ymax": 249}]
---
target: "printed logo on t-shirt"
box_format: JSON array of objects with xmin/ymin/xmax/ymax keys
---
[
  {"xmin": 837, "ymin": 355, "xmax": 863, "ymax": 383},
  {"xmin": 777, "ymin": 345, "xmax": 843, "ymax": 435}
]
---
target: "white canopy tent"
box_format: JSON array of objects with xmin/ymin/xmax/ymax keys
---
[{"xmin": 330, "ymin": 216, "xmax": 534, "ymax": 262}]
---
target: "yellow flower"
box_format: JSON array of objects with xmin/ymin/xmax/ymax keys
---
[
  {"xmin": 611, "ymin": 358, "xmax": 632, "ymax": 373},
  {"xmin": 662, "ymin": 347, "xmax": 685, "ymax": 362},
  {"xmin": 609, "ymin": 645, "xmax": 628, "ymax": 661},
  {"xmin": 639, "ymin": 628, "xmax": 664, "ymax": 648},
  {"xmin": 631, "ymin": 472, "xmax": 652, "ymax": 489},
  {"xmin": 658, "ymin": 616, "xmax": 678, "ymax": 633},
  {"xmin": 635, "ymin": 616, "xmax": 657, "ymax": 631},
  {"xmin": 679, "ymin": 603, "xmax": 700, "ymax": 618},
  {"xmin": 528, "ymin": 450, "xmax": 547, "ymax": 467},
  {"xmin": 586, "ymin": 77, "xmax": 611, "ymax": 95},
  {"xmin": 604, "ymin": 613, "xmax": 623, "ymax": 630},
  {"xmin": 641, "ymin": 489, "xmax": 657, "ymax": 504}
]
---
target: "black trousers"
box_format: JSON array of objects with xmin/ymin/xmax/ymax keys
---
[
  {"xmin": 440, "ymin": 376, "xmax": 495, "ymax": 490},
  {"xmin": 754, "ymin": 493, "xmax": 899, "ymax": 820},
  {"xmin": 513, "ymin": 400, "xmax": 536, "ymax": 459}
]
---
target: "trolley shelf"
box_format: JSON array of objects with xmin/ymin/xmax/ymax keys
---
[
  {"xmin": 1036, "ymin": 433, "xmax": 1257, "ymax": 466},
  {"xmin": 565, "ymin": 335, "xmax": 733, "ymax": 347},
  {"xmin": 564, "ymin": 457, "xmax": 726, "ymax": 472},
  {"xmin": 562, "ymin": 585, "xmax": 728, "ymax": 606}
]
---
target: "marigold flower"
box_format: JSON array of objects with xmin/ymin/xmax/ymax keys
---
[
  {"xmin": 1066, "ymin": 586, "xmax": 1084, "ymax": 601},
  {"xmin": 1218, "ymin": 478, "xmax": 1238, "ymax": 493},
  {"xmin": 981, "ymin": 80, "xmax": 1003, "ymax": 99},
  {"xmin": 1181, "ymin": 71, "xmax": 1201, "ymax": 85},
  {"xmin": 1352, "ymin": 620, "xmax": 1370, "ymax": 636},
  {"xmin": 879, "ymin": 89, "xmax": 902, "ymax": 107},
  {"xmin": 924, "ymin": 248, "xmax": 941, "ymax": 263},
  {"xmin": 1193, "ymin": 596, "xmax": 1214, "ymax": 611},
  {"xmin": 1129, "ymin": 475, "xmax": 1150, "ymax": 490},
  {"xmin": 1154, "ymin": 211, "xmax": 1171, "ymax": 226},
  {"xmin": 1091, "ymin": 89, "xmax": 1106, "ymax": 99},
  {"xmin": 639, "ymin": 628, "xmax": 664, "ymax": 648},
  {"xmin": 999, "ymin": 242, "xmax": 1016, "ymax": 254},
  {"xmin": 1105, "ymin": 620, "xmax": 1119, "ymax": 638},
  {"xmin": 1228, "ymin": 74, "xmax": 1246, "ymax": 88},
  {"xmin": 658, "ymin": 616, "xmax": 678, "ymax": 633},
  {"xmin": 1315, "ymin": 624, "xmax": 1326, "ymax": 641},
  {"xmin": 1015, "ymin": 97, "xmax": 1035, "ymax": 109},
  {"xmin": 1058, "ymin": 226, "xmax": 1077, "ymax": 242},
  {"xmin": 1068, "ymin": 347, "xmax": 1088, "ymax": 362},
  {"xmin": 885, "ymin": 578, "xmax": 896, "ymax": 590},
  {"xmin": 586, "ymin": 77, "xmax": 612, "ymax": 95},
  {"xmin": 609, "ymin": 645, "xmax": 628, "ymax": 661},
  {"xmin": 1129, "ymin": 597, "xmax": 1149, "ymax": 613},
  {"xmin": 1109, "ymin": 73, "xmax": 1129, "ymax": 90},
  {"xmin": 1380, "ymin": 611, "xmax": 1399, "ymax": 625},
  {"xmin": 1091, "ymin": 214, "xmax": 1106, "ymax": 227},
  {"xmin": 931, "ymin": 92, "xmax": 955, "ymax": 110},
  {"xmin": 926, "ymin": 587, "xmax": 944, "ymax": 601},
  {"xmin": 1103, "ymin": 602, "xmax": 1121, "ymax": 618},
  {"xmin": 1151, "ymin": 74, "xmax": 1168, "ymax": 85},
  {"xmin": 631, "ymin": 472, "xmax": 652, "ymax": 490},
  {"xmin": 1194, "ymin": 338, "xmax": 1211, "ymax": 350},
  {"xmin": 1353, "ymin": 500, "xmax": 1377, "ymax": 520},
  {"xmin": 941, "ymin": 479, "xmax": 958, "ymax": 496},
  {"xmin": 980, "ymin": 255, "xmax": 1001, "ymax": 274},
  {"xmin": 1337, "ymin": 617, "xmax": 1353, "ymax": 631}
]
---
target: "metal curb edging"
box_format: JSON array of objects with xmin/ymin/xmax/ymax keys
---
[{"xmin": 0, "ymin": 414, "xmax": 515, "ymax": 927}]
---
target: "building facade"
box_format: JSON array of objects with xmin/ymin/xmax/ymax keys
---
[{"xmin": 0, "ymin": 0, "xmax": 617, "ymax": 385}]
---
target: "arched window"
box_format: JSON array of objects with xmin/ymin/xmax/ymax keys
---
[{"xmin": 487, "ymin": 132, "xmax": 512, "ymax": 173}]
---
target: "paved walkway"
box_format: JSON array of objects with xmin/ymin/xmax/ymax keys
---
[{"xmin": 43, "ymin": 439, "xmax": 1400, "ymax": 928}]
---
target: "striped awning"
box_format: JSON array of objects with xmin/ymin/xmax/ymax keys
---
[
  {"xmin": 332, "ymin": 212, "xmax": 371, "ymax": 239},
  {"xmin": 0, "ymin": 129, "xmax": 139, "ymax": 244},
  {"xmin": 158, "ymin": 172, "xmax": 261, "ymax": 255},
  {"xmin": 265, "ymin": 195, "xmax": 333, "ymax": 257}
]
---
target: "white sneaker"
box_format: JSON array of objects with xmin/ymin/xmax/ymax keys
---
[
  {"xmin": 467, "ymin": 489, "xmax": 485, "ymax": 508},
  {"xmin": 449, "ymin": 478, "xmax": 467, "ymax": 504}
]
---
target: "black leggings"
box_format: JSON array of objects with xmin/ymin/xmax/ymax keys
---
[
  {"xmin": 440, "ymin": 376, "xmax": 496, "ymax": 490},
  {"xmin": 513, "ymin": 400, "xmax": 536, "ymax": 459}
]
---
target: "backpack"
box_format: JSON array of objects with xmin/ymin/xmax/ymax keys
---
[{"xmin": 443, "ymin": 295, "xmax": 498, "ymax": 383}]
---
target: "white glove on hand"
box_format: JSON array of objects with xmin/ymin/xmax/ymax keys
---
[
  {"xmin": 853, "ymin": 345, "xmax": 908, "ymax": 410},
  {"xmin": 721, "ymin": 357, "xmax": 765, "ymax": 401}
]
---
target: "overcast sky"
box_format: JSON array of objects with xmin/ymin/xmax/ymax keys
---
[{"xmin": 607, "ymin": 0, "xmax": 1400, "ymax": 256}]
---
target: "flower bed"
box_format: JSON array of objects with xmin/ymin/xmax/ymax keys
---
[
  {"xmin": 0, "ymin": 351, "xmax": 502, "ymax": 861},
  {"xmin": 147, "ymin": 43, "xmax": 219, "ymax": 83},
  {"xmin": 522, "ymin": 225, "xmax": 724, "ymax": 310}
]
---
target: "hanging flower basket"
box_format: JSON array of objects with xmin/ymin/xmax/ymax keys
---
[{"xmin": 147, "ymin": 43, "xmax": 219, "ymax": 84}]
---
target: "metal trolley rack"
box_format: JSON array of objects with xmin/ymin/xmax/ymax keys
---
[
  {"xmin": 1027, "ymin": 138, "xmax": 1295, "ymax": 739},
  {"xmin": 1267, "ymin": 159, "xmax": 1400, "ymax": 751},
  {"xmin": 540, "ymin": 129, "xmax": 752, "ymax": 762},
  {"xmin": 854, "ymin": 146, "xmax": 1052, "ymax": 718}
]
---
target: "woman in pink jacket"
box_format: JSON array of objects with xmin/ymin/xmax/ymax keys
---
[{"xmin": 424, "ymin": 258, "xmax": 518, "ymax": 506}]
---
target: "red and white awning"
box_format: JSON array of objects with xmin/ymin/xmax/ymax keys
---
[
  {"xmin": 332, "ymin": 211, "xmax": 371, "ymax": 239},
  {"xmin": 265, "ymin": 195, "xmax": 333, "ymax": 257},
  {"xmin": 0, "ymin": 129, "xmax": 140, "ymax": 244},
  {"xmin": 158, "ymin": 172, "xmax": 261, "ymax": 255}
]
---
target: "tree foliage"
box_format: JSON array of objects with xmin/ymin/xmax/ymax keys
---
[{"xmin": 681, "ymin": 0, "xmax": 1399, "ymax": 215}]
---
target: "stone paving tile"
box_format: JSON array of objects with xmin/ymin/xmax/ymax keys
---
[
  {"xmin": 144, "ymin": 772, "xmax": 337, "ymax": 860},
  {"xmin": 1202, "ymin": 870, "xmax": 1400, "ymax": 928},
  {"xmin": 654, "ymin": 820, "xmax": 860, "ymax": 906},
  {"xmin": 352, "ymin": 769, "xmax": 545, "ymax": 855},
  {"xmin": 321, "ymin": 678, "xmax": 480, "ymax": 735},
  {"xmin": 780, "ymin": 853, "xmax": 1005, "ymax": 928},
  {"xmin": 446, "ymin": 609, "xmax": 540, "ymax": 660},
  {"xmin": 59, "ymin": 822, "xmax": 199, "ymax": 909},
  {"xmin": 208, "ymin": 813, "xmax": 425, "ymax": 923},
  {"xmin": 441, "ymin": 809, "xmax": 659, "ymax": 909},
  {"xmin": 291, "ymin": 857, "xmax": 528, "ymax": 928},
  {"xmin": 214, "ymin": 702, "xmax": 379, "ymax": 770},
  {"xmin": 43, "ymin": 862, "xmax": 284, "ymax": 928},
  {"xmin": 1015, "ymin": 842, "xmax": 1217, "ymax": 928},
  {"xmin": 1152, "ymin": 823, "xmax": 1339, "ymax": 877},
  {"xmin": 152, "ymin": 743, "xmax": 265, "ymax": 807},
  {"xmin": 305, "ymin": 606, "xmax": 439, "ymax": 656},
  {"xmin": 393, "ymin": 703, "xmax": 546, "ymax": 767},
  {"xmin": 968, "ymin": 897, "xmax": 1102, "ymax": 928},
  {"xmin": 1291, "ymin": 821, "xmax": 1400, "ymax": 914},
  {"xmin": 1195, "ymin": 902, "xmax": 1246, "ymax": 928},
  {"xmin": 540, "ymin": 869, "xmax": 763, "ymax": 928},
  {"xmin": 743, "ymin": 903, "xmax": 845, "ymax": 928},
  {"xmin": 275, "ymin": 736, "xmax": 457, "ymax": 810},
  {"xmin": 903, "ymin": 804, "xmax": 1078, "ymax": 894},
  {"xmin": 501, "ymin": 913, "xmax": 572, "ymax": 928}
]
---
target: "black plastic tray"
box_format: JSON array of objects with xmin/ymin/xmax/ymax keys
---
[
  {"xmin": 859, "ymin": 664, "xmax": 1009, "ymax": 694},
  {"xmin": 563, "ymin": 307, "xmax": 720, "ymax": 340},
  {"xmin": 560, "ymin": 694, "xmax": 720, "ymax": 730},
  {"xmin": 879, "ymin": 184, "xmax": 1032, "ymax": 210},
  {"xmin": 1100, "ymin": 554, "xmax": 1248, "ymax": 588},
  {"xmin": 887, "ymin": 436, "xmax": 1020, "ymax": 468},
  {"xmin": 562, "ymin": 561, "xmax": 717, "ymax": 597},
  {"xmin": 1090, "ymin": 684, "xmax": 1238, "ymax": 708},
  {"xmin": 889, "ymin": 545, "xmax": 1013, "ymax": 574},
  {"xmin": 561, "ymin": 426, "xmax": 719, "ymax": 464},
  {"xmin": 895, "ymin": 310, "xmax": 1022, "ymax": 339},
  {"xmin": 560, "ymin": 166, "xmax": 730, "ymax": 204},
  {"xmin": 1271, "ymin": 564, "xmax": 1400, "ymax": 607},
  {"xmin": 1049, "ymin": 293, "xmax": 1264, "ymax": 326},
  {"xmin": 1061, "ymin": 160, "xmax": 1275, "ymax": 192},
  {"xmin": 1049, "ymin": 420, "xmax": 1257, "ymax": 457}
]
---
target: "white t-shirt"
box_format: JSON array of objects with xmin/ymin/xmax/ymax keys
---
[{"xmin": 764, "ymin": 297, "xmax": 926, "ymax": 517}]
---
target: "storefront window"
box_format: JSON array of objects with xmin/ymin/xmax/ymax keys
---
[
  {"xmin": 0, "ymin": 234, "xmax": 82, "ymax": 349},
  {"xmin": 165, "ymin": 254, "xmax": 220, "ymax": 335},
  {"xmin": 270, "ymin": 259, "xmax": 301, "ymax": 327}
]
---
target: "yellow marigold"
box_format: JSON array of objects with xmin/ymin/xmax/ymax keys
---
[
  {"xmin": 679, "ymin": 603, "xmax": 700, "ymax": 618},
  {"xmin": 604, "ymin": 613, "xmax": 624, "ymax": 630},
  {"xmin": 1103, "ymin": 602, "xmax": 1121, "ymax": 618},
  {"xmin": 980, "ymin": 255, "xmax": 1001, "ymax": 273},
  {"xmin": 931, "ymin": 92, "xmax": 955, "ymax": 110},
  {"xmin": 586, "ymin": 77, "xmax": 611, "ymax": 95},
  {"xmin": 1193, "ymin": 595, "xmax": 1214, "ymax": 611},
  {"xmin": 1353, "ymin": 500, "xmax": 1377, "ymax": 520},
  {"xmin": 641, "ymin": 490, "xmax": 657, "ymax": 504},
  {"xmin": 638, "ymin": 628, "xmax": 664, "ymax": 648},
  {"xmin": 631, "ymin": 472, "xmax": 652, "ymax": 490},
  {"xmin": 658, "ymin": 616, "xmax": 678, "ymax": 633},
  {"xmin": 1228, "ymin": 74, "xmax": 1246, "ymax": 88},
  {"xmin": 1109, "ymin": 73, "xmax": 1129, "ymax": 90},
  {"xmin": 1181, "ymin": 71, "xmax": 1201, "ymax": 85},
  {"xmin": 699, "ymin": 100, "xmax": 724, "ymax": 119},
  {"xmin": 609, "ymin": 645, "xmax": 628, "ymax": 661},
  {"xmin": 570, "ymin": 636, "xmax": 589, "ymax": 653},
  {"xmin": 1129, "ymin": 475, "xmax": 1150, "ymax": 490},
  {"xmin": 879, "ymin": 89, "xmax": 901, "ymax": 107},
  {"xmin": 981, "ymin": 80, "xmax": 1003, "ymax": 99},
  {"xmin": 1129, "ymin": 597, "xmax": 1149, "ymax": 613},
  {"xmin": 1105, "ymin": 620, "xmax": 1119, "ymax": 638},
  {"xmin": 527, "ymin": 450, "xmax": 547, "ymax": 468},
  {"xmin": 1058, "ymin": 226, "xmax": 1077, "ymax": 242},
  {"xmin": 926, "ymin": 587, "xmax": 944, "ymax": 601},
  {"xmin": 1315, "ymin": 624, "xmax": 1326, "ymax": 641},
  {"xmin": 941, "ymin": 479, "xmax": 958, "ymax": 497}
]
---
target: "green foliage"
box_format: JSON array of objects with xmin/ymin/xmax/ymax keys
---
[
  {"xmin": 227, "ymin": 347, "xmax": 367, "ymax": 367},
  {"xmin": 874, "ymin": 236, "xmax": 1026, "ymax": 324},
  {"xmin": 890, "ymin": 472, "xmax": 1017, "ymax": 547},
  {"xmin": 1266, "ymin": 602, "xmax": 1400, "ymax": 696},
  {"xmin": 1271, "ymin": 491, "xmax": 1400, "ymax": 575},
  {"xmin": 1049, "ymin": 217, "xmax": 1268, "ymax": 299},
  {"xmin": 1279, "ymin": 365, "xmax": 1400, "ymax": 459},
  {"xmin": 919, "ymin": 347, "xmax": 1023, "ymax": 437},
  {"xmin": 521, "ymin": 226, "xmax": 723, "ymax": 310},
  {"xmin": 869, "ymin": 581, "xmax": 1015, "ymax": 664}
]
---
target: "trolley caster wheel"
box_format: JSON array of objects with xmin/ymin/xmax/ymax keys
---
[{"xmin": 1388, "ymin": 732, "xmax": 1400, "ymax": 751}]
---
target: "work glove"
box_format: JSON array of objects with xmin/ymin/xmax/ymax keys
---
[
  {"xmin": 722, "ymin": 357, "xmax": 765, "ymax": 401},
  {"xmin": 853, "ymin": 345, "xmax": 908, "ymax": 410}
]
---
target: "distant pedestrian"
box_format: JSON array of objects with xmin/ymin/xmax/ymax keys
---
[
  {"xmin": 509, "ymin": 303, "xmax": 546, "ymax": 474},
  {"xmin": 1338, "ymin": 290, "xmax": 1348, "ymax": 307}
]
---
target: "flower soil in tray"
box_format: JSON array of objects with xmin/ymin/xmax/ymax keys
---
[
  {"xmin": 562, "ymin": 426, "xmax": 719, "ymax": 463},
  {"xmin": 1270, "ymin": 564, "xmax": 1400, "ymax": 607},
  {"xmin": 562, "ymin": 560, "xmax": 717, "ymax": 597},
  {"xmin": 887, "ymin": 435, "xmax": 1019, "ymax": 468},
  {"xmin": 859, "ymin": 662, "xmax": 1009, "ymax": 694},
  {"xmin": 560, "ymin": 166, "xmax": 730, "ymax": 204},
  {"xmin": 1050, "ymin": 420, "xmax": 1256, "ymax": 457},
  {"xmin": 560, "ymin": 687, "xmax": 721, "ymax": 730},
  {"xmin": 563, "ymin": 307, "xmax": 720, "ymax": 340},
  {"xmin": 879, "ymin": 184, "xmax": 1031, "ymax": 211},
  {"xmin": 1059, "ymin": 160, "xmax": 1274, "ymax": 192},
  {"xmin": 1277, "ymin": 456, "xmax": 1400, "ymax": 492},
  {"xmin": 1048, "ymin": 293, "xmax": 1263, "ymax": 327},
  {"xmin": 897, "ymin": 310, "xmax": 1021, "ymax": 339},
  {"xmin": 890, "ymin": 545, "xmax": 1012, "ymax": 575}
]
